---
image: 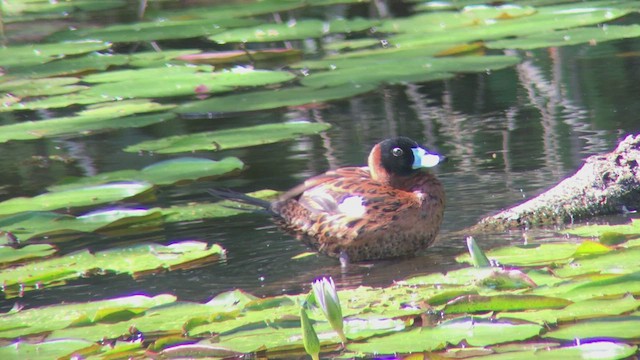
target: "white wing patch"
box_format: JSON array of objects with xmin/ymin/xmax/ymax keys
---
[{"xmin": 337, "ymin": 196, "xmax": 366, "ymax": 218}]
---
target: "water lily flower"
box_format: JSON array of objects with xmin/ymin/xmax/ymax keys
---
[
  {"xmin": 312, "ymin": 276, "xmax": 347, "ymax": 343},
  {"xmin": 300, "ymin": 307, "xmax": 320, "ymax": 360}
]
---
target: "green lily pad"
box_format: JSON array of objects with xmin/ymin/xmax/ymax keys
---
[
  {"xmin": 161, "ymin": 189, "xmax": 279, "ymax": 223},
  {"xmin": 0, "ymin": 294, "xmax": 175, "ymax": 339},
  {"xmin": 124, "ymin": 122, "xmax": 331, "ymax": 154},
  {"xmin": 348, "ymin": 317, "xmax": 542, "ymax": 353},
  {"xmin": 3, "ymin": 0, "xmax": 127, "ymax": 19},
  {"xmin": 299, "ymin": 55, "xmax": 520, "ymax": 88},
  {"xmin": 0, "ymin": 77, "xmax": 87, "ymax": 97},
  {"xmin": 456, "ymin": 243, "xmax": 579, "ymax": 266},
  {"xmin": 0, "ymin": 40, "xmax": 111, "ymax": 68},
  {"xmin": 444, "ymin": 295, "xmax": 571, "ymax": 314},
  {"xmin": 0, "ymin": 244, "xmax": 56, "ymax": 264},
  {"xmin": 0, "ymin": 339, "xmax": 97, "ymax": 360},
  {"xmin": 82, "ymin": 67, "xmax": 296, "ymax": 99},
  {"xmin": 554, "ymin": 246, "xmax": 640, "ymax": 277},
  {"xmin": 497, "ymin": 294, "xmax": 640, "ymax": 325},
  {"xmin": 6, "ymin": 52, "xmax": 130, "ymax": 79},
  {"xmin": 0, "ymin": 182, "xmax": 154, "ymax": 216},
  {"xmin": 543, "ymin": 316, "xmax": 640, "ymax": 341},
  {"xmin": 487, "ymin": 25, "xmax": 640, "ymax": 50},
  {"xmin": 176, "ymin": 83, "xmax": 376, "ymax": 114},
  {"xmin": 49, "ymin": 157, "xmax": 245, "ymax": 191},
  {"xmin": 0, "ymin": 209, "xmax": 163, "ymax": 243},
  {"xmin": 0, "ymin": 241, "xmax": 224, "ymax": 297},
  {"xmin": 48, "ymin": 18, "xmax": 259, "ymax": 43},
  {"xmin": 477, "ymin": 341, "xmax": 637, "ymax": 360},
  {"xmin": 563, "ymin": 218, "xmax": 640, "ymax": 237},
  {"xmin": 0, "ymin": 101, "xmax": 175, "ymax": 141},
  {"xmin": 209, "ymin": 18, "xmax": 376, "ymax": 44}
]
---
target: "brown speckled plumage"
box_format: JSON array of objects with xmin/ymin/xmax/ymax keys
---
[{"xmin": 212, "ymin": 137, "xmax": 445, "ymax": 262}]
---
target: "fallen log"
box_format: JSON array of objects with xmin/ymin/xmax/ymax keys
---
[{"xmin": 471, "ymin": 134, "xmax": 640, "ymax": 232}]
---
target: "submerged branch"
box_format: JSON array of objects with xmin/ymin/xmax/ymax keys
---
[{"xmin": 471, "ymin": 134, "xmax": 640, "ymax": 232}]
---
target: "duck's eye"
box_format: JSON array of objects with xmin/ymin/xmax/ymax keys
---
[{"xmin": 391, "ymin": 147, "xmax": 403, "ymax": 157}]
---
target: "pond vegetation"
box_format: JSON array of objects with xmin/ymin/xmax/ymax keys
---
[{"xmin": 1, "ymin": 0, "xmax": 640, "ymax": 358}]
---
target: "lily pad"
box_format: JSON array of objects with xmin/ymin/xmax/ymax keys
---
[
  {"xmin": 209, "ymin": 18, "xmax": 376, "ymax": 44},
  {"xmin": 0, "ymin": 101, "xmax": 175, "ymax": 141},
  {"xmin": 554, "ymin": 246, "xmax": 640, "ymax": 277},
  {"xmin": 0, "ymin": 244, "xmax": 56, "ymax": 264},
  {"xmin": 176, "ymin": 83, "xmax": 376, "ymax": 114},
  {"xmin": 5, "ymin": 52, "xmax": 130, "ymax": 79},
  {"xmin": 543, "ymin": 316, "xmax": 640, "ymax": 341},
  {"xmin": 49, "ymin": 157, "xmax": 245, "ymax": 191},
  {"xmin": 48, "ymin": 18, "xmax": 259, "ymax": 43},
  {"xmin": 348, "ymin": 317, "xmax": 542, "ymax": 353},
  {"xmin": 0, "ymin": 339, "xmax": 97, "ymax": 360},
  {"xmin": 0, "ymin": 182, "xmax": 154, "ymax": 216},
  {"xmin": 0, "ymin": 294, "xmax": 176, "ymax": 339},
  {"xmin": 563, "ymin": 218, "xmax": 640, "ymax": 237},
  {"xmin": 0, "ymin": 40, "xmax": 111, "ymax": 68},
  {"xmin": 299, "ymin": 55, "xmax": 520, "ymax": 88},
  {"xmin": 0, "ymin": 241, "xmax": 224, "ymax": 296},
  {"xmin": 0, "ymin": 77, "xmax": 87, "ymax": 97},
  {"xmin": 477, "ymin": 341, "xmax": 637, "ymax": 360},
  {"xmin": 0, "ymin": 209, "xmax": 163, "ymax": 243},
  {"xmin": 487, "ymin": 24, "xmax": 640, "ymax": 50},
  {"xmin": 124, "ymin": 122, "xmax": 331, "ymax": 154},
  {"xmin": 444, "ymin": 295, "xmax": 571, "ymax": 314},
  {"xmin": 82, "ymin": 67, "xmax": 296, "ymax": 99}
]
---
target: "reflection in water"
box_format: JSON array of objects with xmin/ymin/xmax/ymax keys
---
[{"xmin": 4, "ymin": 36, "xmax": 640, "ymax": 310}]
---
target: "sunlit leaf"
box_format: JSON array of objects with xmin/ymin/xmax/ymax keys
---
[
  {"xmin": 0, "ymin": 244, "xmax": 56, "ymax": 264},
  {"xmin": 543, "ymin": 316, "xmax": 640, "ymax": 341},
  {"xmin": 497, "ymin": 294, "xmax": 640, "ymax": 325},
  {"xmin": 444, "ymin": 295, "xmax": 571, "ymax": 314},
  {"xmin": 0, "ymin": 339, "xmax": 96, "ymax": 360},
  {"xmin": 563, "ymin": 218, "xmax": 640, "ymax": 237},
  {"xmin": 348, "ymin": 317, "xmax": 541, "ymax": 353},
  {"xmin": 176, "ymin": 83, "xmax": 376, "ymax": 114},
  {"xmin": 554, "ymin": 246, "xmax": 640, "ymax": 277},
  {"xmin": 487, "ymin": 25, "xmax": 640, "ymax": 50},
  {"xmin": 0, "ymin": 242, "xmax": 224, "ymax": 297},
  {"xmin": 0, "ymin": 182, "xmax": 154, "ymax": 216},
  {"xmin": 477, "ymin": 341, "xmax": 637, "ymax": 360},
  {"xmin": 124, "ymin": 122, "xmax": 331, "ymax": 154},
  {"xmin": 176, "ymin": 49, "xmax": 303, "ymax": 65},
  {"xmin": 0, "ymin": 294, "xmax": 175, "ymax": 339},
  {"xmin": 49, "ymin": 157, "xmax": 244, "ymax": 191},
  {"xmin": 456, "ymin": 243, "xmax": 579, "ymax": 266},
  {"xmin": 6, "ymin": 52, "xmax": 129, "ymax": 78},
  {"xmin": 0, "ymin": 77, "xmax": 87, "ymax": 97}
]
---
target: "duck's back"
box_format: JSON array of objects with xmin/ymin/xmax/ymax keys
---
[{"xmin": 271, "ymin": 167, "xmax": 445, "ymax": 261}]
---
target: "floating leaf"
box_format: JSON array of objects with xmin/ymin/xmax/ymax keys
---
[
  {"xmin": 0, "ymin": 77, "xmax": 86, "ymax": 97},
  {"xmin": 0, "ymin": 294, "xmax": 175, "ymax": 339},
  {"xmin": 176, "ymin": 83, "xmax": 376, "ymax": 114},
  {"xmin": 543, "ymin": 316, "xmax": 640, "ymax": 341},
  {"xmin": 487, "ymin": 25, "xmax": 640, "ymax": 50},
  {"xmin": 6, "ymin": 52, "xmax": 129, "ymax": 78},
  {"xmin": 554, "ymin": 246, "xmax": 640, "ymax": 277},
  {"xmin": 0, "ymin": 241, "xmax": 224, "ymax": 297},
  {"xmin": 0, "ymin": 209, "xmax": 163, "ymax": 243},
  {"xmin": 48, "ymin": 18, "xmax": 259, "ymax": 43},
  {"xmin": 444, "ymin": 295, "xmax": 571, "ymax": 314},
  {"xmin": 0, "ymin": 339, "xmax": 97, "ymax": 360},
  {"xmin": 0, "ymin": 244, "xmax": 56, "ymax": 264},
  {"xmin": 299, "ymin": 55, "xmax": 520, "ymax": 88},
  {"xmin": 0, "ymin": 41, "xmax": 111, "ymax": 68},
  {"xmin": 348, "ymin": 317, "xmax": 541, "ymax": 353},
  {"xmin": 0, "ymin": 101, "xmax": 175, "ymax": 141},
  {"xmin": 82, "ymin": 68, "xmax": 295, "ymax": 99},
  {"xmin": 0, "ymin": 182, "xmax": 154, "ymax": 216},
  {"xmin": 178, "ymin": 49, "xmax": 303, "ymax": 65},
  {"xmin": 209, "ymin": 18, "xmax": 376, "ymax": 44},
  {"xmin": 49, "ymin": 157, "xmax": 244, "ymax": 191},
  {"xmin": 497, "ymin": 295, "xmax": 640, "ymax": 325},
  {"xmin": 477, "ymin": 341, "xmax": 637, "ymax": 360},
  {"xmin": 563, "ymin": 219, "xmax": 640, "ymax": 237},
  {"xmin": 457, "ymin": 243, "xmax": 579, "ymax": 266},
  {"xmin": 124, "ymin": 122, "xmax": 331, "ymax": 154}
]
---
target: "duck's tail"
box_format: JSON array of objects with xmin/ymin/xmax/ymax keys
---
[{"xmin": 207, "ymin": 188, "xmax": 273, "ymax": 214}]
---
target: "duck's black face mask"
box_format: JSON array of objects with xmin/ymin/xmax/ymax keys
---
[{"xmin": 379, "ymin": 137, "xmax": 444, "ymax": 176}]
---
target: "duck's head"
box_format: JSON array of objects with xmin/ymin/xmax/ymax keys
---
[{"xmin": 368, "ymin": 137, "xmax": 445, "ymax": 183}]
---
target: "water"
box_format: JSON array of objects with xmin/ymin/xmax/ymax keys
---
[{"xmin": 2, "ymin": 4, "xmax": 640, "ymax": 310}]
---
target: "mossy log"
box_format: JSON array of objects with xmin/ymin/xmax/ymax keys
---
[{"xmin": 472, "ymin": 134, "xmax": 640, "ymax": 232}]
